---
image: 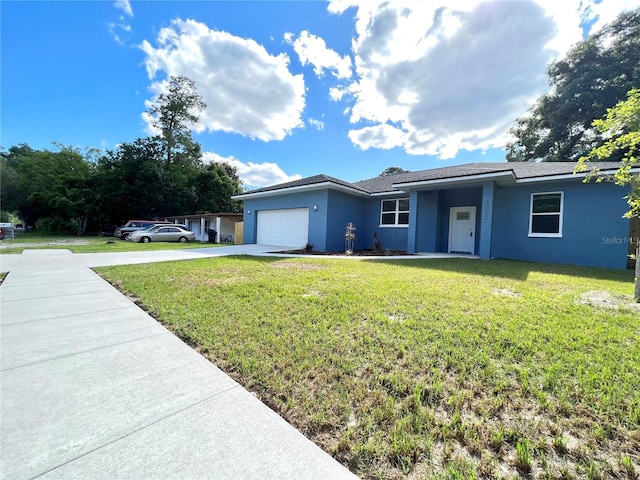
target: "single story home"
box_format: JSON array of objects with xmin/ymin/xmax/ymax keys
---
[
  {"xmin": 164, "ymin": 213, "xmax": 243, "ymax": 243},
  {"xmin": 234, "ymin": 162, "xmax": 635, "ymax": 270}
]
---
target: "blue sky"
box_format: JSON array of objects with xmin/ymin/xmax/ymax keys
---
[{"xmin": 2, "ymin": 0, "xmax": 639, "ymax": 189}]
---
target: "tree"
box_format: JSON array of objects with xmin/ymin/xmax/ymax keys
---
[
  {"xmin": 194, "ymin": 163, "xmax": 243, "ymax": 213},
  {"xmin": 576, "ymin": 88, "xmax": 640, "ymax": 299},
  {"xmin": 379, "ymin": 166, "xmax": 409, "ymax": 176},
  {"xmin": 0, "ymin": 144, "xmax": 93, "ymax": 232},
  {"xmin": 145, "ymin": 75, "xmax": 207, "ymax": 213},
  {"xmin": 94, "ymin": 137, "xmax": 167, "ymax": 223},
  {"xmin": 147, "ymin": 75, "xmax": 207, "ymax": 166},
  {"xmin": 93, "ymin": 138, "xmax": 244, "ymax": 224},
  {"xmin": 506, "ymin": 9, "xmax": 640, "ymax": 162}
]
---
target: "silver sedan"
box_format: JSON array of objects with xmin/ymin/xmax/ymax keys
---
[{"xmin": 131, "ymin": 226, "xmax": 196, "ymax": 243}]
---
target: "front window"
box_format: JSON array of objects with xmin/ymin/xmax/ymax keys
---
[
  {"xmin": 380, "ymin": 198, "xmax": 409, "ymax": 227},
  {"xmin": 529, "ymin": 192, "xmax": 563, "ymax": 237}
]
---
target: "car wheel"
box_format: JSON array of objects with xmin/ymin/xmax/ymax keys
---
[
  {"xmin": 179, "ymin": 236, "xmax": 188, "ymax": 243},
  {"xmin": 141, "ymin": 237, "xmax": 151, "ymax": 243},
  {"xmin": 122, "ymin": 233, "xmax": 130, "ymax": 240}
]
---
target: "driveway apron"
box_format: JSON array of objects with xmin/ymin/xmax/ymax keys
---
[{"xmin": 0, "ymin": 249, "xmax": 357, "ymax": 479}]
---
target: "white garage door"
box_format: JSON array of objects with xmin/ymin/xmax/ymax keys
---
[{"xmin": 257, "ymin": 208, "xmax": 309, "ymax": 247}]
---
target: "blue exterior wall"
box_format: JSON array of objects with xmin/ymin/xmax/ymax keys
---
[
  {"xmin": 437, "ymin": 187, "xmax": 483, "ymax": 253},
  {"xmin": 492, "ymin": 180, "xmax": 629, "ymax": 269},
  {"xmin": 362, "ymin": 196, "xmax": 409, "ymax": 251},
  {"xmin": 242, "ymin": 190, "xmax": 330, "ymax": 249},
  {"xmin": 325, "ymin": 190, "xmax": 367, "ymax": 251},
  {"xmin": 412, "ymin": 191, "xmax": 440, "ymax": 253}
]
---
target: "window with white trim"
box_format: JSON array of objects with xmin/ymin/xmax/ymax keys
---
[
  {"xmin": 380, "ymin": 198, "xmax": 409, "ymax": 226},
  {"xmin": 529, "ymin": 192, "xmax": 563, "ymax": 237}
]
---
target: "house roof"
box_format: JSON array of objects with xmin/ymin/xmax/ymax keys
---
[
  {"xmin": 360, "ymin": 162, "xmax": 626, "ymax": 192},
  {"xmin": 234, "ymin": 162, "xmax": 625, "ymax": 199},
  {"xmin": 234, "ymin": 174, "xmax": 371, "ymax": 199}
]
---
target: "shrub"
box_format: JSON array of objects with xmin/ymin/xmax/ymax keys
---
[{"xmin": 35, "ymin": 216, "xmax": 76, "ymax": 234}]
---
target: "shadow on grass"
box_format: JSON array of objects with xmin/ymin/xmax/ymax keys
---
[
  {"xmin": 223, "ymin": 254, "xmax": 634, "ymax": 284},
  {"xmin": 366, "ymin": 257, "xmax": 634, "ymax": 283}
]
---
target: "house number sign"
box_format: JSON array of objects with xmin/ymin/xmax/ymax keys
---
[{"xmin": 483, "ymin": 200, "xmax": 491, "ymax": 221}]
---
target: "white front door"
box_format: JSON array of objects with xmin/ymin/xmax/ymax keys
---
[{"xmin": 448, "ymin": 206, "xmax": 476, "ymax": 254}]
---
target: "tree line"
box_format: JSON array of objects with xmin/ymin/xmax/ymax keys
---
[
  {"xmin": 506, "ymin": 9, "xmax": 639, "ymax": 163},
  {"xmin": 1, "ymin": 76, "xmax": 243, "ymax": 234}
]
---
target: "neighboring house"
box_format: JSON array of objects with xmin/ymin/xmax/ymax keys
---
[
  {"xmin": 233, "ymin": 162, "xmax": 634, "ymax": 270},
  {"xmin": 164, "ymin": 213, "xmax": 243, "ymax": 243}
]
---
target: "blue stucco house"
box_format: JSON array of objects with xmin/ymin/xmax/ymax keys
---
[{"xmin": 234, "ymin": 162, "xmax": 633, "ymax": 270}]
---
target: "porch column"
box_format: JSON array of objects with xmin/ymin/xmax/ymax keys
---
[
  {"xmin": 479, "ymin": 182, "xmax": 494, "ymax": 260},
  {"xmin": 216, "ymin": 216, "xmax": 222, "ymax": 243},
  {"xmin": 200, "ymin": 217, "xmax": 205, "ymax": 242},
  {"xmin": 407, "ymin": 189, "xmax": 418, "ymax": 253}
]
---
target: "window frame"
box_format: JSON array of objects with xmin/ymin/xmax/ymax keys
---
[
  {"xmin": 379, "ymin": 198, "xmax": 410, "ymax": 228},
  {"xmin": 528, "ymin": 191, "xmax": 564, "ymax": 238}
]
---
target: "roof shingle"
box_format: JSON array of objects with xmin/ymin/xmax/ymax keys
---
[{"xmin": 238, "ymin": 162, "xmax": 623, "ymax": 197}]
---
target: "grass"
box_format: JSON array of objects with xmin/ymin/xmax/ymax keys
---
[
  {"xmin": 0, "ymin": 233, "xmax": 221, "ymax": 254},
  {"xmin": 96, "ymin": 257, "xmax": 640, "ymax": 479}
]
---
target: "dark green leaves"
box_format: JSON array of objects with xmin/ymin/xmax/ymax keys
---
[{"xmin": 506, "ymin": 9, "xmax": 640, "ymax": 162}]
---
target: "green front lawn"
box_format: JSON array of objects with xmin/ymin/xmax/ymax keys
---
[
  {"xmin": 97, "ymin": 257, "xmax": 640, "ymax": 479},
  {"xmin": 0, "ymin": 234, "xmax": 220, "ymax": 254}
]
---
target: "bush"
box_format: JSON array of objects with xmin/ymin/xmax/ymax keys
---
[{"xmin": 35, "ymin": 216, "xmax": 76, "ymax": 235}]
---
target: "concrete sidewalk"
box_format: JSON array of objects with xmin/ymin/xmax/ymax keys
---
[{"xmin": 0, "ymin": 250, "xmax": 357, "ymax": 479}]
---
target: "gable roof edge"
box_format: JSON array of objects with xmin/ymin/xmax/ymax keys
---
[
  {"xmin": 393, "ymin": 170, "xmax": 516, "ymax": 189},
  {"xmin": 233, "ymin": 181, "xmax": 371, "ymax": 200},
  {"xmin": 515, "ymin": 166, "xmax": 640, "ymax": 183}
]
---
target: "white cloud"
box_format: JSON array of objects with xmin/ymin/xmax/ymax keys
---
[
  {"xmin": 114, "ymin": 0, "xmax": 132, "ymax": 17},
  {"xmin": 108, "ymin": 22, "xmax": 132, "ymax": 46},
  {"xmin": 202, "ymin": 152, "xmax": 302, "ymax": 189},
  {"xmin": 348, "ymin": 124, "xmax": 407, "ymax": 150},
  {"xmin": 308, "ymin": 118, "xmax": 325, "ymax": 130},
  {"xmin": 140, "ymin": 108, "xmax": 160, "ymax": 136},
  {"xmin": 140, "ymin": 18, "xmax": 306, "ymax": 142},
  {"xmin": 328, "ymin": 0, "xmax": 638, "ymax": 159},
  {"xmin": 329, "ymin": 86, "xmax": 346, "ymax": 101},
  {"xmin": 287, "ymin": 31, "xmax": 352, "ymax": 79}
]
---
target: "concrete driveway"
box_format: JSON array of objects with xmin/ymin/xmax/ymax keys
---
[
  {"xmin": 75, "ymin": 243, "xmax": 290, "ymax": 268},
  {"xmin": 0, "ymin": 248, "xmax": 357, "ymax": 479}
]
